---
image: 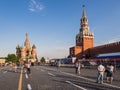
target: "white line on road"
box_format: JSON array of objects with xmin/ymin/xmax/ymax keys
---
[
  {"xmin": 27, "ymin": 84, "xmax": 32, "ymax": 90},
  {"xmin": 103, "ymin": 83, "xmax": 120, "ymax": 89},
  {"xmin": 61, "ymin": 71, "xmax": 94, "ymax": 82},
  {"xmin": 48, "ymin": 72, "xmax": 55, "ymax": 77},
  {"xmin": 62, "ymin": 71, "xmax": 120, "ymax": 89},
  {"xmin": 35, "ymin": 67, "xmax": 39, "ymax": 70},
  {"xmin": 3, "ymin": 71, "xmax": 7, "ymax": 73},
  {"xmin": 41, "ymin": 66, "xmax": 120, "ymax": 89},
  {"xmin": 25, "ymin": 73, "xmax": 28, "ymax": 79},
  {"xmin": 66, "ymin": 81, "xmax": 87, "ymax": 90},
  {"xmin": 41, "ymin": 69, "xmax": 45, "ymax": 72}
]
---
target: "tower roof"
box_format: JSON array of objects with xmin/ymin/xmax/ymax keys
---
[
  {"xmin": 16, "ymin": 44, "xmax": 20, "ymax": 49},
  {"xmin": 79, "ymin": 5, "xmax": 94, "ymax": 37},
  {"xmin": 32, "ymin": 44, "xmax": 36, "ymax": 49},
  {"xmin": 24, "ymin": 33, "xmax": 30, "ymax": 49},
  {"xmin": 82, "ymin": 5, "xmax": 87, "ymax": 18}
]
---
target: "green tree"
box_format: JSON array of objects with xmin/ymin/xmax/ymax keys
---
[
  {"xmin": 40, "ymin": 57, "xmax": 46, "ymax": 63},
  {"xmin": 6, "ymin": 54, "xmax": 20, "ymax": 63}
]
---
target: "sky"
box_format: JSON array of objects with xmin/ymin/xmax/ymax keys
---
[{"xmin": 0, "ymin": 0, "xmax": 120, "ymax": 59}]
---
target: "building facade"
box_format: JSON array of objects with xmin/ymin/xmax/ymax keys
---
[
  {"xmin": 69, "ymin": 6, "xmax": 94, "ymax": 59},
  {"xmin": 16, "ymin": 33, "xmax": 37, "ymax": 62},
  {"xmin": 0, "ymin": 57, "xmax": 6, "ymax": 65}
]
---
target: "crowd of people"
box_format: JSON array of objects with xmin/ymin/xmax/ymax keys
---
[
  {"xmin": 97, "ymin": 63, "xmax": 114, "ymax": 84},
  {"xmin": 75, "ymin": 59, "xmax": 115, "ymax": 84},
  {"xmin": 5, "ymin": 58, "xmax": 116, "ymax": 84},
  {"xmin": 8, "ymin": 60, "xmax": 32, "ymax": 77}
]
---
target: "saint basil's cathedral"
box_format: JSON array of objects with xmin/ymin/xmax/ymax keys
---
[{"xmin": 16, "ymin": 33, "xmax": 37, "ymax": 62}]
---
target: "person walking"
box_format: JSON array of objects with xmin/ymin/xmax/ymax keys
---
[
  {"xmin": 77, "ymin": 60, "xmax": 81, "ymax": 75},
  {"xmin": 26, "ymin": 61, "xmax": 31, "ymax": 76},
  {"xmin": 13, "ymin": 63, "xmax": 17, "ymax": 72},
  {"xmin": 106, "ymin": 63, "xmax": 114, "ymax": 84},
  {"xmin": 75, "ymin": 60, "xmax": 79, "ymax": 74},
  {"xmin": 75, "ymin": 60, "xmax": 81, "ymax": 75},
  {"xmin": 96, "ymin": 63, "xmax": 105, "ymax": 84}
]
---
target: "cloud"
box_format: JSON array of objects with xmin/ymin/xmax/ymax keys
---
[{"xmin": 28, "ymin": 0, "xmax": 44, "ymax": 12}]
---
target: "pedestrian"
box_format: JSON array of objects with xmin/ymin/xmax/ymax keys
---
[
  {"xmin": 77, "ymin": 60, "xmax": 81, "ymax": 75},
  {"xmin": 23, "ymin": 61, "xmax": 27, "ymax": 73},
  {"xmin": 75, "ymin": 60, "xmax": 78, "ymax": 74},
  {"xmin": 26, "ymin": 61, "xmax": 31, "ymax": 76},
  {"xmin": 14, "ymin": 63, "xmax": 17, "ymax": 72},
  {"xmin": 57, "ymin": 60, "xmax": 60, "ymax": 70},
  {"xmin": 96, "ymin": 63, "xmax": 105, "ymax": 84},
  {"xmin": 13, "ymin": 63, "xmax": 17, "ymax": 72},
  {"xmin": 106, "ymin": 63, "xmax": 114, "ymax": 84}
]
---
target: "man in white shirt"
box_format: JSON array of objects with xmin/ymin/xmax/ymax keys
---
[{"xmin": 96, "ymin": 63, "xmax": 105, "ymax": 84}]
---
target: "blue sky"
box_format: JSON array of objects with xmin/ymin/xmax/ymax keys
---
[{"xmin": 0, "ymin": 0, "xmax": 120, "ymax": 58}]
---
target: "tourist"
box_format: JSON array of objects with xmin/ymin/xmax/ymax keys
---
[
  {"xmin": 75, "ymin": 59, "xmax": 81, "ymax": 74},
  {"xmin": 77, "ymin": 60, "xmax": 81, "ymax": 75},
  {"xmin": 106, "ymin": 63, "xmax": 114, "ymax": 84},
  {"xmin": 13, "ymin": 63, "xmax": 17, "ymax": 72},
  {"xmin": 26, "ymin": 61, "xmax": 31, "ymax": 76},
  {"xmin": 75, "ymin": 60, "xmax": 78, "ymax": 74},
  {"xmin": 23, "ymin": 61, "xmax": 27, "ymax": 73},
  {"xmin": 96, "ymin": 63, "xmax": 105, "ymax": 84}
]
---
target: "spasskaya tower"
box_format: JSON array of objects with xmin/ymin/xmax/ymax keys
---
[{"xmin": 69, "ymin": 5, "xmax": 94, "ymax": 59}]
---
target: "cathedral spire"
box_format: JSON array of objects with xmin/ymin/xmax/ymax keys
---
[
  {"xmin": 24, "ymin": 33, "xmax": 30, "ymax": 49},
  {"xmin": 26, "ymin": 33, "xmax": 28, "ymax": 38}
]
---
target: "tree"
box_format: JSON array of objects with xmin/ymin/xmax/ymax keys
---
[
  {"xmin": 40, "ymin": 57, "xmax": 46, "ymax": 63},
  {"xmin": 6, "ymin": 54, "xmax": 20, "ymax": 63}
]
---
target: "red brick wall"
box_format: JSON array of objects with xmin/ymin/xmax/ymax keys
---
[
  {"xmin": 69, "ymin": 46, "xmax": 82, "ymax": 57},
  {"xmin": 88, "ymin": 41, "xmax": 120, "ymax": 57},
  {"xmin": 83, "ymin": 37, "xmax": 94, "ymax": 51}
]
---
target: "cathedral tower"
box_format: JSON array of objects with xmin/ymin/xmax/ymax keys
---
[{"xmin": 24, "ymin": 33, "xmax": 31, "ymax": 50}]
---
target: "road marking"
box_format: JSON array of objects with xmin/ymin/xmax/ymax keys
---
[
  {"xmin": 103, "ymin": 83, "xmax": 120, "ymax": 89},
  {"xmin": 24, "ymin": 69, "xmax": 27, "ymax": 73},
  {"xmin": 41, "ymin": 69, "xmax": 45, "ymax": 72},
  {"xmin": 18, "ymin": 66, "xmax": 23, "ymax": 90},
  {"xmin": 62, "ymin": 71, "xmax": 120, "ymax": 89},
  {"xmin": 48, "ymin": 72, "xmax": 55, "ymax": 77},
  {"xmin": 3, "ymin": 71, "xmax": 7, "ymax": 73},
  {"xmin": 25, "ymin": 73, "xmax": 28, "ymax": 79},
  {"xmin": 66, "ymin": 81, "xmax": 87, "ymax": 90},
  {"xmin": 27, "ymin": 84, "xmax": 32, "ymax": 90},
  {"xmin": 41, "ymin": 66, "xmax": 120, "ymax": 89},
  {"xmin": 62, "ymin": 72, "xmax": 94, "ymax": 82}
]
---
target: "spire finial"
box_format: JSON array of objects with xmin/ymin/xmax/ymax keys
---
[
  {"xmin": 82, "ymin": 5, "xmax": 87, "ymax": 18},
  {"xmin": 82, "ymin": 5, "xmax": 85, "ymax": 8},
  {"xmin": 26, "ymin": 33, "xmax": 28, "ymax": 37}
]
